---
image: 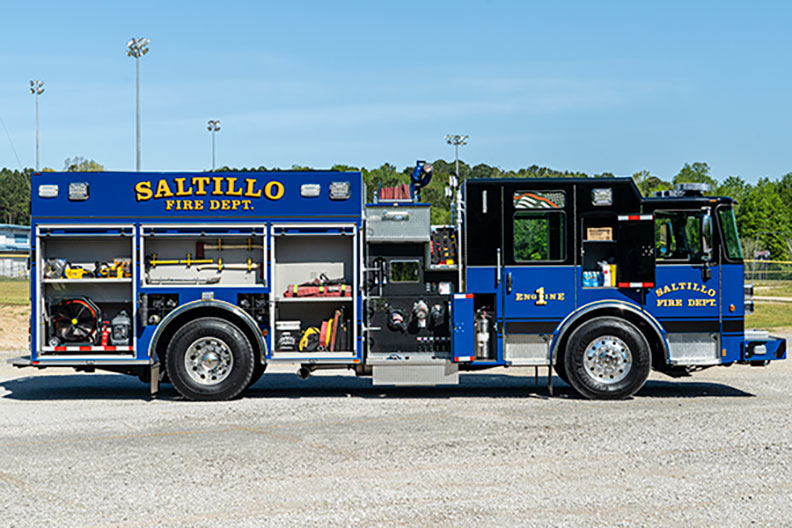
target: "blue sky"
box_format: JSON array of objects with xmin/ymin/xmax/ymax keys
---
[{"xmin": 0, "ymin": 0, "xmax": 790, "ymax": 182}]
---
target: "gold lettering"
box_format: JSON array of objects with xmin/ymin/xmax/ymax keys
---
[
  {"xmin": 655, "ymin": 287, "xmax": 663, "ymax": 297},
  {"xmin": 231, "ymin": 199, "xmax": 241, "ymax": 210},
  {"xmin": 154, "ymin": 179, "xmax": 174, "ymax": 199},
  {"xmin": 135, "ymin": 181, "xmax": 153, "ymax": 201},
  {"xmin": 194, "ymin": 200, "xmax": 204, "ymax": 210},
  {"xmin": 210, "ymin": 200, "xmax": 220, "ymax": 210},
  {"xmin": 165, "ymin": 200, "xmax": 175, "ymax": 210},
  {"xmin": 226, "ymin": 177, "xmax": 243, "ymax": 196},
  {"xmin": 182, "ymin": 200, "xmax": 193, "ymax": 210},
  {"xmin": 243, "ymin": 178, "xmax": 261, "ymax": 198},
  {"xmin": 264, "ymin": 181, "xmax": 285, "ymax": 200},
  {"xmin": 707, "ymin": 289, "xmax": 716, "ymax": 297},
  {"xmin": 174, "ymin": 178, "xmax": 193, "ymax": 197},
  {"xmin": 211, "ymin": 177, "xmax": 224, "ymax": 196},
  {"xmin": 192, "ymin": 177, "xmax": 210, "ymax": 196},
  {"xmin": 221, "ymin": 200, "xmax": 231, "ymax": 210},
  {"xmin": 535, "ymin": 287, "xmax": 546, "ymax": 306},
  {"xmin": 242, "ymin": 200, "xmax": 252, "ymax": 210}
]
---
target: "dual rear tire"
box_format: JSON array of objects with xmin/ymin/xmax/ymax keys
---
[{"xmin": 166, "ymin": 317, "xmax": 256, "ymax": 401}]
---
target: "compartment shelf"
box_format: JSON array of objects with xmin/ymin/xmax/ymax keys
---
[
  {"xmin": 43, "ymin": 345, "xmax": 134, "ymax": 352},
  {"xmin": 43, "ymin": 278, "xmax": 133, "ymax": 284},
  {"xmin": 275, "ymin": 297, "xmax": 353, "ymax": 303}
]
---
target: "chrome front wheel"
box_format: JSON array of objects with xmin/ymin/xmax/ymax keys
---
[{"xmin": 583, "ymin": 335, "xmax": 632, "ymax": 385}]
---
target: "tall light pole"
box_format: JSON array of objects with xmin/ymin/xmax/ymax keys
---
[
  {"xmin": 126, "ymin": 37, "xmax": 150, "ymax": 171},
  {"xmin": 207, "ymin": 120, "xmax": 221, "ymax": 171},
  {"xmin": 444, "ymin": 134, "xmax": 469, "ymax": 289},
  {"xmin": 444, "ymin": 134, "xmax": 468, "ymax": 183},
  {"xmin": 29, "ymin": 80, "xmax": 44, "ymax": 171}
]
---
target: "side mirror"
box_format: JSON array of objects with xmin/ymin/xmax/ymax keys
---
[{"xmin": 702, "ymin": 212, "xmax": 713, "ymax": 261}]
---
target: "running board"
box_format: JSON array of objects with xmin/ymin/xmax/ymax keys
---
[{"xmin": 372, "ymin": 363, "xmax": 459, "ymax": 386}]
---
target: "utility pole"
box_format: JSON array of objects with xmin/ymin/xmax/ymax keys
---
[
  {"xmin": 29, "ymin": 80, "xmax": 44, "ymax": 171},
  {"xmin": 207, "ymin": 120, "xmax": 221, "ymax": 170},
  {"xmin": 126, "ymin": 37, "xmax": 150, "ymax": 171}
]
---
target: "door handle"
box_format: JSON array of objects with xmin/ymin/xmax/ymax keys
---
[
  {"xmin": 507, "ymin": 272, "xmax": 513, "ymax": 294},
  {"xmin": 700, "ymin": 262, "xmax": 712, "ymax": 281}
]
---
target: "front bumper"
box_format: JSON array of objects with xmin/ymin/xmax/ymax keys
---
[{"xmin": 742, "ymin": 334, "xmax": 786, "ymax": 362}]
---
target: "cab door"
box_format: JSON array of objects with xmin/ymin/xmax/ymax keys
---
[
  {"xmin": 647, "ymin": 208, "xmax": 720, "ymax": 363},
  {"xmin": 500, "ymin": 185, "xmax": 576, "ymax": 363}
]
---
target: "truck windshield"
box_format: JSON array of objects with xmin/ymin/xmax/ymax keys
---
[
  {"xmin": 655, "ymin": 210, "xmax": 712, "ymax": 263},
  {"xmin": 718, "ymin": 206, "xmax": 743, "ymax": 260}
]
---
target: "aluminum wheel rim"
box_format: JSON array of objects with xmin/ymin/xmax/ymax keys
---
[
  {"xmin": 583, "ymin": 335, "xmax": 632, "ymax": 385},
  {"xmin": 184, "ymin": 337, "xmax": 234, "ymax": 385}
]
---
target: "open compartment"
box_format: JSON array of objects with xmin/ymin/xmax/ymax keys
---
[
  {"xmin": 37, "ymin": 225, "xmax": 136, "ymax": 355},
  {"xmin": 141, "ymin": 225, "xmax": 266, "ymax": 287},
  {"xmin": 270, "ymin": 224, "xmax": 357, "ymax": 358},
  {"xmin": 581, "ymin": 215, "xmax": 618, "ymax": 288}
]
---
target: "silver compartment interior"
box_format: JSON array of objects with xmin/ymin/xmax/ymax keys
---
[
  {"xmin": 142, "ymin": 234, "xmax": 265, "ymax": 287},
  {"xmin": 273, "ymin": 236, "xmax": 353, "ymax": 298},
  {"xmin": 38, "ymin": 228, "xmax": 135, "ymax": 354},
  {"xmin": 271, "ymin": 229, "xmax": 356, "ymax": 357}
]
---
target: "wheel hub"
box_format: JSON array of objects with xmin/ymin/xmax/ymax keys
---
[
  {"xmin": 185, "ymin": 337, "xmax": 234, "ymax": 385},
  {"xmin": 583, "ymin": 335, "xmax": 632, "ymax": 385}
]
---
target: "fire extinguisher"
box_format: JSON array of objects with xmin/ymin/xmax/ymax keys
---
[{"xmin": 100, "ymin": 320, "xmax": 111, "ymax": 346}]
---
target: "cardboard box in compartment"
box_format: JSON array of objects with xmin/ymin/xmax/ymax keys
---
[{"xmin": 586, "ymin": 227, "xmax": 613, "ymax": 241}]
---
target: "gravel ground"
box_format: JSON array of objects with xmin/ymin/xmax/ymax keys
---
[{"xmin": 1, "ymin": 340, "xmax": 790, "ymax": 528}]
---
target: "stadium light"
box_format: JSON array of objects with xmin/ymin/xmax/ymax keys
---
[{"xmin": 126, "ymin": 37, "xmax": 150, "ymax": 171}]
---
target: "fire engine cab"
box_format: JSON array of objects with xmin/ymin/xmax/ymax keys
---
[{"xmin": 14, "ymin": 167, "xmax": 785, "ymax": 400}]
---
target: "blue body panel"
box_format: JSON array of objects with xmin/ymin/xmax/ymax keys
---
[
  {"xmin": 31, "ymin": 171, "xmax": 362, "ymax": 220},
  {"xmin": 502, "ymin": 265, "xmax": 576, "ymax": 322},
  {"xmin": 29, "ymin": 171, "xmax": 363, "ymax": 366}
]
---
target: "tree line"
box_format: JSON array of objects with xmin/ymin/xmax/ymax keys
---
[{"xmin": 2, "ymin": 159, "xmax": 790, "ymax": 260}]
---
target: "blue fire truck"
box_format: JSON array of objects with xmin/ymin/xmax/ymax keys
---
[{"xmin": 13, "ymin": 167, "xmax": 785, "ymax": 400}]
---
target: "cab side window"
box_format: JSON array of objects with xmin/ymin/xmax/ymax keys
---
[
  {"xmin": 655, "ymin": 210, "xmax": 712, "ymax": 263},
  {"xmin": 513, "ymin": 212, "xmax": 565, "ymax": 262},
  {"xmin": 512, "ymin": 190, "xmax": 566, "ymax": 263}
]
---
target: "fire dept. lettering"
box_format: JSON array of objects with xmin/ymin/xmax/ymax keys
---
[
  {"xmin": 135, "ymin": 177, "xmax": 285, "ymax": 209},
  {"xmin": 654, "ymin": 282, "xmax": 717, "ymax": 308}
]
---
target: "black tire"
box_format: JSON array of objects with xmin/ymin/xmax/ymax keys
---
[
  {"xmin": 553, "ymin": 360, "xmax": 570, "ymax": 385},
  {"xmin": 166, "ymin": 317, "xmax": 254, "ymax": 401},
  {"xmin": 563, "ymin": 317, "xmax": 651, "ymax": 400},
  {"xmin": 248, "ymin": 360, "xmax": 267, "ymax": 388}
]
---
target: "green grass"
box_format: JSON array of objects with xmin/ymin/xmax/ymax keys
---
[
  {"xmin": 753, "ymin": 280, "xmax": 792, "ymax": 298},
  {"xmin": 746, "ymin": 302, "xmax": 792, "ymax": 330},
  {"xmin": 0, "ymin": 278, "xmax": 30, "ymax": 305}
]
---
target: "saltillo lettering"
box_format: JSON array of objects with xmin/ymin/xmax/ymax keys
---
[{"xmin": 134, "ymin": 177, "xmax": 284, "ymax": 202}]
